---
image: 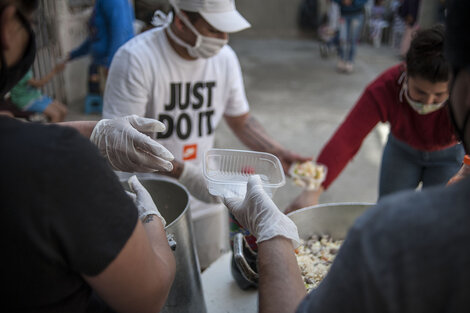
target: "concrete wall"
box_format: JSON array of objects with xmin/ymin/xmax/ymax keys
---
[
  {"xmin": 233, "ymin": 0, "xmax": 306, "ymax": 38},
  {"xmin": 134, "ymin": 0, "xmax": 321, "ymax": 38}
]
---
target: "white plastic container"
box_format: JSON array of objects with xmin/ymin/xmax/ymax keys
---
[{"xmin": 203, "ymin": 149, "xmax": 285, "ymax": 198}]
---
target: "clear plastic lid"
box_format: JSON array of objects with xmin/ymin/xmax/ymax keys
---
[{"xmin": 203, "ymin": 149, "xmax": 285, "ymax": 198}]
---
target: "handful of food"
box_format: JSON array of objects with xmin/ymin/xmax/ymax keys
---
[
  {"xmin": 289, "ymin": 161, "xmax": 327, "ymax": 190},
  {"xmin": 295, "ymin": 235, "xmax": 342, "ymax": 292}
]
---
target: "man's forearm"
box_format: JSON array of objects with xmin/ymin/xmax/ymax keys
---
[
  {"xmin": 227, "ymin": 114, "xmax": 284, "ymax": 155},
  {"xmin": 258, "ymin": 237, "xmax": 306, "ymax": 313},
  {"xmin": 58, "ymin": 121, "xmax": 98, "ymax": 138}
]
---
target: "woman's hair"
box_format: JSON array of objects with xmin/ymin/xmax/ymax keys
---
[
  {"xmin": 1, "ymin": 0, "xmax": 38, "ymax": 15},
  {"xmin": 406, "ymin": 24, "xmax": 450, "ymax": 82}
]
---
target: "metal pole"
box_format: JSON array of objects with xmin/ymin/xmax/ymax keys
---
[{"xmin": 417, "ymin": 0, "xmax": 440, "ymax": 28}]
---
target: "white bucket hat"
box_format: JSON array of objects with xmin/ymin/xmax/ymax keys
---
[{"xmin": 169, "ymin": 0, "xmax": 251, "ymax": 33}]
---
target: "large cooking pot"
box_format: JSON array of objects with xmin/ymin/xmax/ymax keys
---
[
  {"xmin": 234, "ymin": 202, "xmax": 374, "ymax": 285},
  {"xmin": 123, "ymin": 178, "xmax": 206, "ymax": 313}
]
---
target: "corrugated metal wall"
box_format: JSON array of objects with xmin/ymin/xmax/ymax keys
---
[
  {"xmin": 32, "ymin": 0, "xmax": 94, "ymax": 105},
  {"xmin": 32, "ymin": 1, "xmax": 65, "ymax": 103}
]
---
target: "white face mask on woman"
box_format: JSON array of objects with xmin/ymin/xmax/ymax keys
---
[
  {"xmin": 399, "ymin": 75, "xmax": 448, "ymax": 115},
  {"xmin": 165, "ymin": 9, "xmax": 228, "ymax": 59}
]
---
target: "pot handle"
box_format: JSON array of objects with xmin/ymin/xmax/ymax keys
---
[
  {"xmin": 233, "ymin": 233, "xmax": 259, "ymax": 284},
  {"xmin": 167, "ymin": 233, "xmax": 177, "ymax": 251}
]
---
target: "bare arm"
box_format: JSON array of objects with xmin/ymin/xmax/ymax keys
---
[
  {"xmin": 28, "ymin": 63, "xmax": 65, "ymax": 88},
  {"xmin": 58, "ymin": 121, "xmax": 98, "ymax": 138},
  {"xmin": 258, "ymin": 237, "xmax": 306, "ymax": 313},
  {"xmin": 84, "ymin": 218, "xmax": 175, "ymax": 313},
  {"xmin": 225, "ymin": 113, "xmax": 311, "ymax": 173},
  {"xmin": 225, "ymin": 113, "xmax": 283, "ymax": 155},
  {"xmin": 284, "ymin": 186, "xmax": 324, "ymax": 215}
]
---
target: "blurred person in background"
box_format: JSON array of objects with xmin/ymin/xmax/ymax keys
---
[
  {"xmin": 333, "ymin": 0, "xmax": 367, "ymax": 73},
  {"xmin": 398, "ymin": 0, "xmax": 420, "ymax": 58},
  {"xmin": 287, "ymin": 25, "xmax": 464, "ymax": 213},
  {"xmin": 224, "ymin": 3, "xmax": 470, "ymax": 312},
  {"xmin": 318, "ymin": 0, "xmax": 340, "ymax": 58},
  {"xmin": 66, "ymin": 0, "xmax": 135, "ymax": 96},
  {"xmin": 1, "ymin": 1, "xmax": 178, "ymax": 311},
  {"xmin": 103, "ymin": 0, "xmax": 309, "ymax": 270},
  {"xmin": 9, "ymin": 62, "xmax": 67, "ymax": 122}
]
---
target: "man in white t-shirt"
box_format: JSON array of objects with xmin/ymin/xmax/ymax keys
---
[{"xmin": 103, "ymin": 0, "xmax": 309, "ymax": 269}]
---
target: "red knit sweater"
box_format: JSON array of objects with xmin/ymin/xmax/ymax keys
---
[{"xmin": 317, "ymin": 64, "xmax": 458, "ymax": 190}]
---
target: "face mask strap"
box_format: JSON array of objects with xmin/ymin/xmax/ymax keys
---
[{"xmin": 169, "ymin": 0, "xmax": 203, "ymax": 41}]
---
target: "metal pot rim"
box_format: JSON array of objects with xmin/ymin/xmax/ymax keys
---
[{"xmin": 287, "ymin": 202, "xmax": 375, "ymax": 218}]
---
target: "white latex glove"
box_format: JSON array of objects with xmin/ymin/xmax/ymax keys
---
[
  {"xmin": 127, "ymin": 175, "xmax": 166, "ymax": 226},
  {"xmin": 223, "ymin": 175, "xmax": 301, "ymax": 247},
  {"xmin": 178, "ymin": 162, "xmax": 221, "ymax": 204},
  {"xmin": 90, "ymin": 115, "xmax": 174, "ymax": 173}
]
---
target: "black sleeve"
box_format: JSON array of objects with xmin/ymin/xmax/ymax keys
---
[
  {"xmin": 295, "ymin": 224, "xmax": 387, "ymax": 313},
  {"xmin": 43, "ymin": 125, "xmax": 138, "ymax": 276}
]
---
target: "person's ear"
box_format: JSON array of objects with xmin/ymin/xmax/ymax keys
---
[
  {"xmin": 172, "ymin": 13, "xmax": 184, "ymax": 30},
  {"xmin": 0, "ymin": 5, "xmax": 17, "ymax": 50},
  {"xmin": 173, "ymin": 12, "xmax": 191, "ymax": 31}
]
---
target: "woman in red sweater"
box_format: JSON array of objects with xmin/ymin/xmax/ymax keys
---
[{"xmin": 287, "ymin": 25, "xmax": 464, "ymax": 212}]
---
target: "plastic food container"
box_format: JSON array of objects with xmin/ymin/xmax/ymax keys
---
[{"xmin": 203, "ymin": 149, "xmax": 285, "ymax": 198}]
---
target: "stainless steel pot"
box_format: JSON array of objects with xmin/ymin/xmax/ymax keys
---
[
  {"xmin": 234, "ymin": 202, "xmax": 374, "ymax": 285},
  {"xmin": 123, "ymin": 178, "xmax": 207, "ymax": 313}
]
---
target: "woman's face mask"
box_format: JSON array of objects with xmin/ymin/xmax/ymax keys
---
[
  {"xmin": 0, "ymin": 8, "xmax": 36, "ymax": 98},
  {"xmin": 166, "ymin": 9, "xmax": 228, "ymax": 59},
  {"xmin": 400, "ymin": 76, "xmax": 449, "ymax": 115}
]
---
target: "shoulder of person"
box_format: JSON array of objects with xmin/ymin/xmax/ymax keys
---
[
  {"xmin": 117, "ymin": 28, "xmax": 162, "ymax": 57},
  {"xmin": 218, "ymin": 44, "xmax": 238, "ymax": 59},
  {"xmin": 0, "ymin": 119, "xmax": 106, "ymax": 179},
  {"xmin": 210, "ymin": 44, "xmax": 240, "ymax": 68},
  {"xmin": 32, "ymin": 122, "xmax": 102, "ymax": 167},
  {"xmin": 353, "ymin": 181, "xmax": 469, "ymax": 245}
]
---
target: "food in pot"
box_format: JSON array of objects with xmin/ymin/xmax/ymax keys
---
[
  {"xmin": 290, "ymin": 161, "xmax": 326, "ymax": 190},
  {"xmin": 295, "ymin": 235, "xmax": 342, "ymax": 292}
]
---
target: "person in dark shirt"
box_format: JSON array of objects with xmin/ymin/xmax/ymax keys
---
[
  {"xmin": 223, "ymin": 1, "xmax": 470, "ymax": 312},
  {"xmin": 1, "ymin": 1, "xmax": 176, "ymax": 311}
]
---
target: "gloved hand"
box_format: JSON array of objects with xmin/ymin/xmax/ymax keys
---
[
  {"xmin": 127, "ymin": 175, "xmax": 166, "ymax": 226},
  {"xmin": 90, "ymin": 115, "xmax": 174, "ymax": 173},
  {"xmin": 178, "ymin": 162, "xmax": 221, "ymax": 204},
  {"xmin": 223, "ymin": 175, "xmax": 301, "ymax": 247}
]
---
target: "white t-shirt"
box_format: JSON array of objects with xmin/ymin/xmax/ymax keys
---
[{"xmin": 103, "ymin": 27, "xmax": 250, "ymax": 164}]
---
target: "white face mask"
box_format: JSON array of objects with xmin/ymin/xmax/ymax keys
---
[
  {"xmin": 400, "ymin": 78, "xmax": 448, "ymax": 115},
  {"xmin": 166, "ymin": 9, "xmax": 228, "ymax": 59}
]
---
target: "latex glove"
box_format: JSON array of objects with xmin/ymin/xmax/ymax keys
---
[
  {"xmin": 223, "ymin": 175, "xmax": 300, "ymax": 247},
  {"xmin": 90, "ymin": 115, "xmax": 174, "ymax": 173},
  {"xmin": 178, "ymin": 162, "xmax": 221, "ymax": 204},
  {"xmin": 127, "ymin": 175, "xmax": 166, "ymax": 226}
]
